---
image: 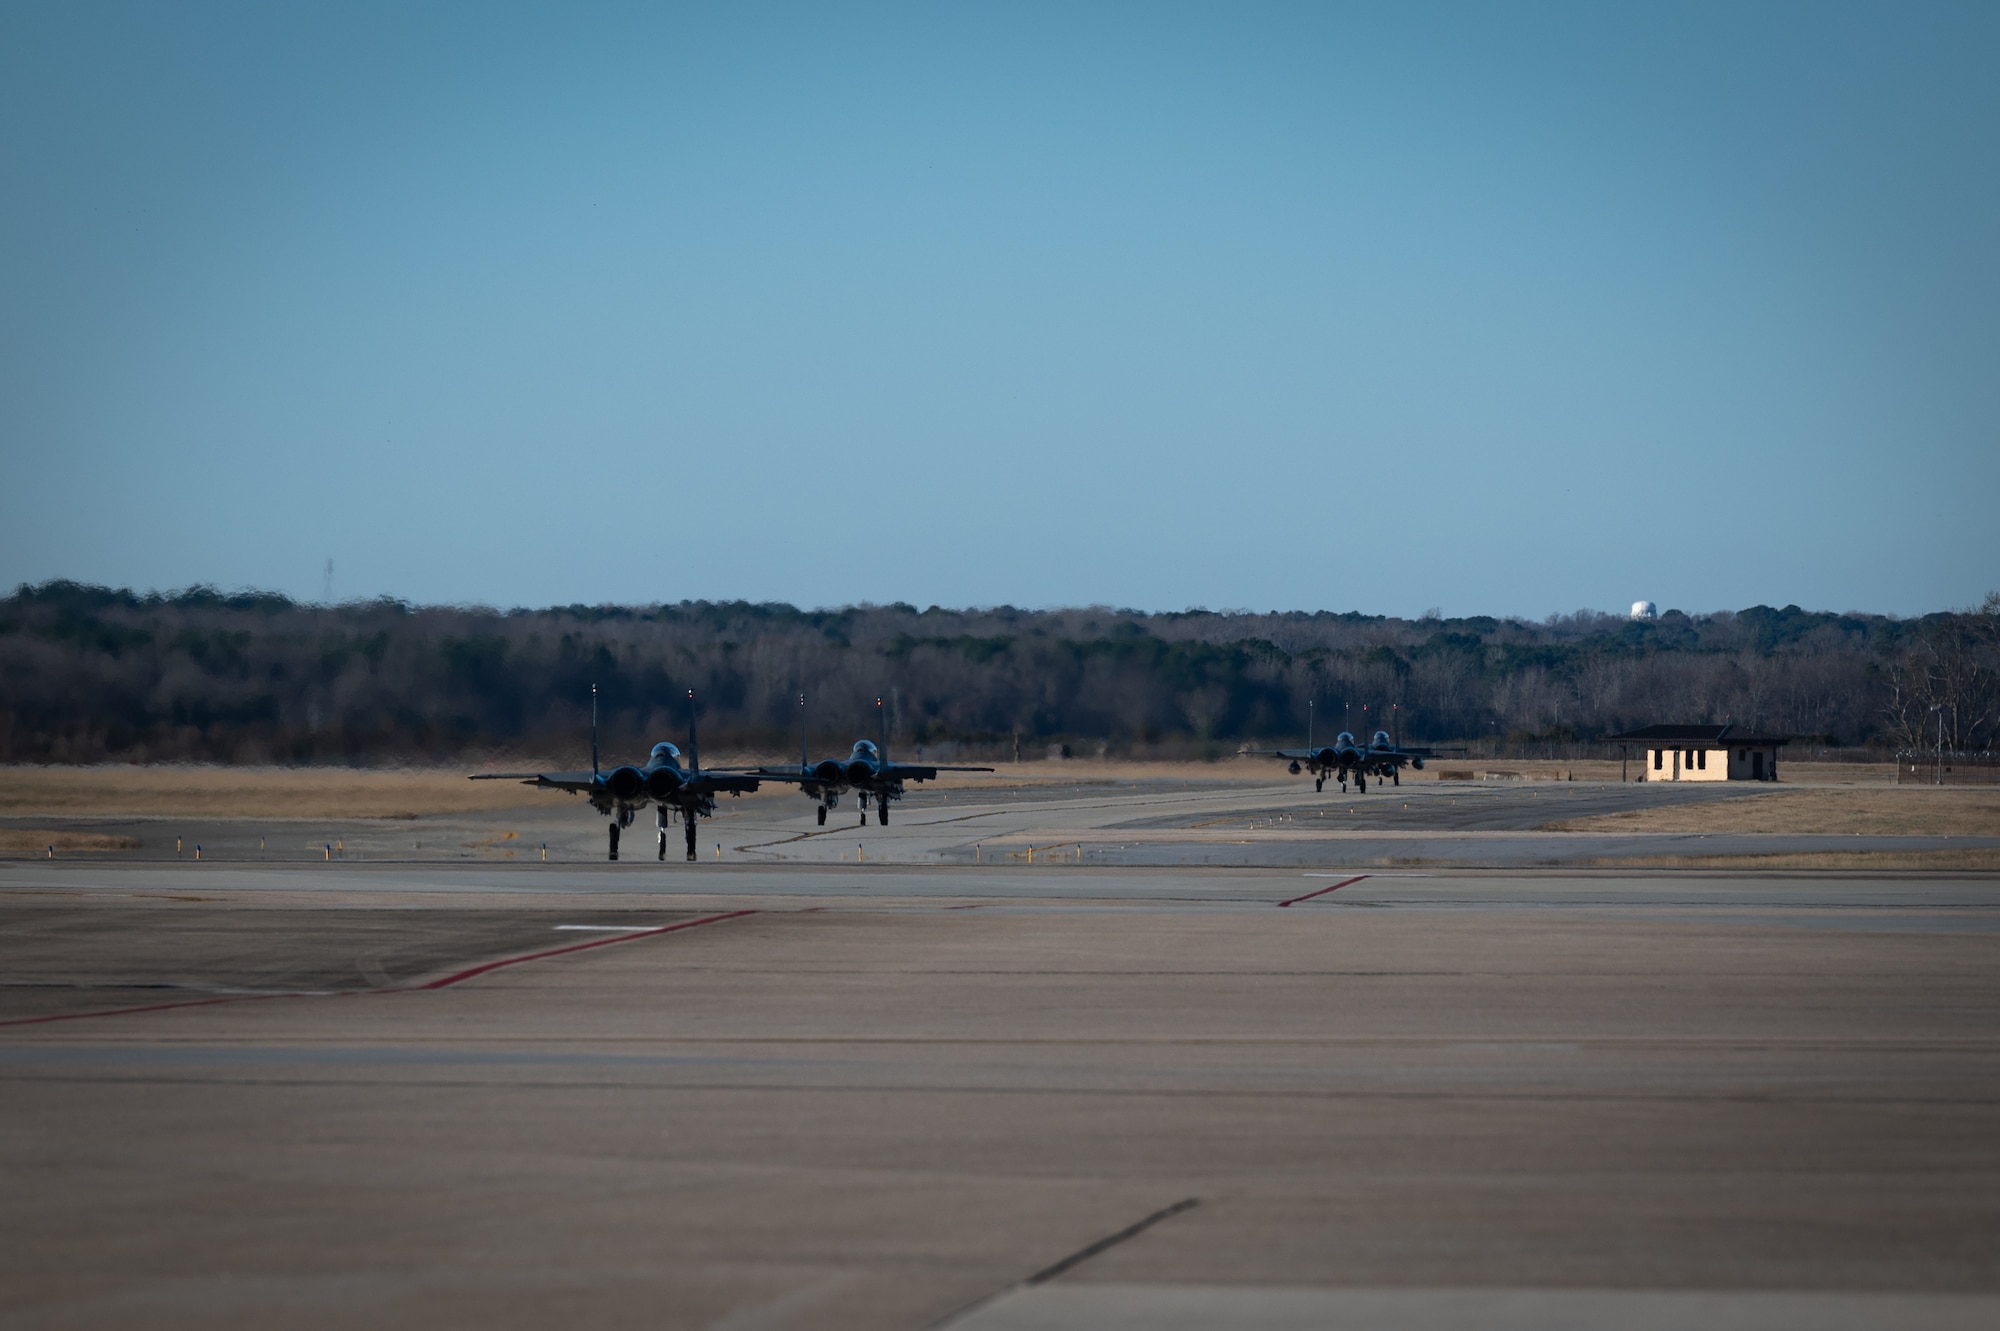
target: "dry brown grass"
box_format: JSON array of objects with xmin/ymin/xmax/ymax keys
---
[
  {"xmin": 1768, "ymin": 761, "xmax": 1898, "ymax": 785},
  {"xmin": 0, "ymin": 829, "xmax": 142, "ymax": 853},
  {"xmin": 1585, "ymin": 847, "xmax": 2000, "ymax": 871},
  {"xmin": 929, "ymin": 759, "xmax": 1305, "ymax": 787},
  {"xmin": 1544, "ymin": 786, "xmax": 2000, "ymax": 837},
  {"xmin": 0, "ymin": 760, "xmax": 1303, "ymax": 819},
  {"xmin": 1422, "ymin": 760, "xmax": 1624, "ymax": 783},
  {"xmin": 0, "ymin": 766, "xmax": 567, "ymax": 819}
]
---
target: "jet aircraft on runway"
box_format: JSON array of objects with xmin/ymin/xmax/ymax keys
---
[
  {"xmin": 750, "ymin": 696, "xmax": 993, "ymax": 826},
  {"xmin": 1245, "ymin": 703, "xmax": 1445, "ymax": 793},
  {"xmin": 470, "ymin": 688, "xmax": 758, "ymax": 861}
]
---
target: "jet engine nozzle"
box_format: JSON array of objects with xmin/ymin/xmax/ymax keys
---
[
  {"xmin": 645, "ymin": 768, "xmax": 684, "ymax": 799},
  {"xmin": 605, "ymin": 766, "xmax": 646, "ymax": 801},
  {"xmin": 1316, "ymin": 748, "xmax": 1339, "ymax": 767},
  {"xmin": 845, "ymin": 760, "xmax": 875, "ymax": 783},
  {"xmin": 813, "ymin": 760, "xmax": 846, "ymax": 784}
]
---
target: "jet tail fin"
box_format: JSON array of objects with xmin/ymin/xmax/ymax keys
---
[
  {"xmin": 877, "ymin": 696, "xmax": 888, "ymax": 763},
  {"xmin": 687, "ymin": 689, "xmax": 699, "ymax": 772},
  {"xmin": 591, "ymin": 683, "xmax": 600, "ymax": 776},
  {"xmin": 800, "ymin": 692, "xmax": 809, "ymax": 770}
]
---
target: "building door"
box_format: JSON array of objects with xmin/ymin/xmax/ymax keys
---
[{"xmin": 1751, "ymin": 751, "xmax": 1764, "ymax": 780}]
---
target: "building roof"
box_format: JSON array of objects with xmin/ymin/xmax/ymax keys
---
[{"xmin": 1603, "ymin": 724, "xmax": 1788, "ymax": 746}]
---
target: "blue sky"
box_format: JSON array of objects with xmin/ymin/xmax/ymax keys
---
[{"xmin": 2, "ymin": 1, "xmax": 1994, "ymax": 617}]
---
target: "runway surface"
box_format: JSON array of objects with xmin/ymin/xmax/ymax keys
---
[
  {"xmin": 3, "ymin": 778, "xmax": 1998, "ymax": 1328},
  {"xmin": 8, "ymin": 773, "xmax": 1997, "ymax": 870}
]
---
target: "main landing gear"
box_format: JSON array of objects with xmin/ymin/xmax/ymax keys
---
[
  {"xmin": 608, "ymin": 822, "xmax": 620, "ymax": 861},
  {"xmin": 857, "ymin": 792, "xmax": 870, "ymax": 827},
  {"xmin": 878, "ymin": 802, "xmax": 888, "ymax": 826},
  {"xmin": 658, "ymin": 807, "xmax": 669, "ymax": 861},
  {"xmin": 1315, "ymin": 776, "xmax": 1324, "ymax": 793},
  {"xmin": 816, "ymin": 804, "xmax": 828, "ymax": 826},
  {"xmin": 1356, "ymin": 773, "xmax": 1367, "ymax": 793},
  {"xmin": 684, "ymin": 817, "xmax": 697, "ymax": 863},
  {"xmin": 1392, "ymin": 768, "xmax": 1400, "ymax": 787}
]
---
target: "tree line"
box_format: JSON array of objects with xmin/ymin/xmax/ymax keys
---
[{"xmin": 2, "ymin": 581, "xmax": 1995, "ymax": 765}]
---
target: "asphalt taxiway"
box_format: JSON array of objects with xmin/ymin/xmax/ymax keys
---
[{"xmin": 2, "ymin": 854, "xmax": 1998, "ymax": 1330}]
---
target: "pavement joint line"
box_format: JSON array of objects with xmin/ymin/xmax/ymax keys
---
[
  {"xmin": 1022, "ymin": 1196, "xmax": 1202, "ymax": 1286},
  {"xmin": 927, "ymin": 1197, "xmax": 1202, "ymax": 1330},
  {"xmin": 1275, "ymin": 873, "xmax": 1370, "ymax": 907}
]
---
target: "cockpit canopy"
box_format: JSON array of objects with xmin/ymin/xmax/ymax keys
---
[
  {"xmin": 1335, "ymin": 731, "xmax": 1356, "ymax": 747},
  {"xmin": 649, "ymin": 742, "xmax": 683, "ymax": 767},
  {"xmin": 1373, "ymin": 731, "xmax": 1392, "ymax": 748},
  {"xmin": 850, "ymin": 740, "xmax": 879, "ymax": 759}
]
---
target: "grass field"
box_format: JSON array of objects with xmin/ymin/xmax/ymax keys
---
[
  {"xmin": 1544, "ymin": 786, "xmax": 2000, "ymax": 837},
  {"xmin": 0, "ymin": 766, "xmax": 571, "ymax": 819},
  {"xmin": 1588, "ymin": 847, "xmax": 2000, "ymax": 871},
  {"xmin": 0, "ymin": 759, "xmax": 1303, "ymax": 820},
  {"xmin": 0, "ymin": 829, "xmax": 142, "ymax": 853}
]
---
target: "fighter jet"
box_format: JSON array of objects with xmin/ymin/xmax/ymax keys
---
[
  {"xmin": 470, "ymin": 687, "xmax": 758, "ymax": 861},
  {"xmin": 751, "ymin": 696, "xmax": 992, "ymax": 826},
  {"xmin": 1244, "ymin": 702, "xmax": 1444, "ymax": 793}
]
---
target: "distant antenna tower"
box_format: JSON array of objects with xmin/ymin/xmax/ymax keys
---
[{"xmin": 323, "ymin": 558, "xmax": 334, "ymax": 606}]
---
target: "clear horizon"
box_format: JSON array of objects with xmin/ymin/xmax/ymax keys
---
[
  {"xmin": 15, "ymin": 574, "xmax": 1976, "ymax": 625},
  {"xmin": 4, "ymin": 3, "xmax": 1996, "ymax": 620}
]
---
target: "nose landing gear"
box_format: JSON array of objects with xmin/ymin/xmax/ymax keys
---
[{"xmin": 658, "ymin": 807, "xmax": 669, "ymax": 860}]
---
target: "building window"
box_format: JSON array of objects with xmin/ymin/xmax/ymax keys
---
[
  {"xmin": 1697, "ymin": 750, "xmax": 1706, "ymax": 770},
  {"xmin": 1653, "ymin": 749, "xmax": 1663, "ymax": 771}
]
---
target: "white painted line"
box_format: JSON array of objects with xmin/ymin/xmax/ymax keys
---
[{"xmin": 553, "ymin": 924, "xmax": 659, "ymax": 932}]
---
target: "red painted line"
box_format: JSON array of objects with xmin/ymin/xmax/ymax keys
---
[
  {"xmin": 0, "ymin": 991, "xmax": 313, "ymax": 1029},
  {"xmin": 1276, "ymin": 874, "xmax": 1369, "ymax": 908},
  {"xmin": 0, "ymin": 911, "xmax": 760, "ymax": 1027},
  {"xmin": 418, "ymin": 910, "xmax": 759, "ymax": 989}
]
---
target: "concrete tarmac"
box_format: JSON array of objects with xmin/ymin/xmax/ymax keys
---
[{"xmin": 3, "ymin": 808, "xmax": 1999, "ymax": 1326}]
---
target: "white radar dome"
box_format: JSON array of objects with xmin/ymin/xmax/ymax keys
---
[{"xmin": 1630, "ymin": 600, "xmax": 1658, "ymax": 621}]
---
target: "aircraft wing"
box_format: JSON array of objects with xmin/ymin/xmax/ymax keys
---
[
  {"xmin": 882, "ymin": 764, "xmax": 994, "ymax": 782},
  {"xmin": 691, "ymin": 773, "xmax": 762, "ymax": 794},
  {"xmin": 468, "ymin": 771, "xmax": 600, "ymax": 793},
  {"xmin": 1242, "ymin": 749, "xmax": 1319, "ymax": 760}
]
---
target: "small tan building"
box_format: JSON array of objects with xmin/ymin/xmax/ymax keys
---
[{"xmin": 1605, "ymin": 724, "xmax": 1788, "ymax": 782}]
